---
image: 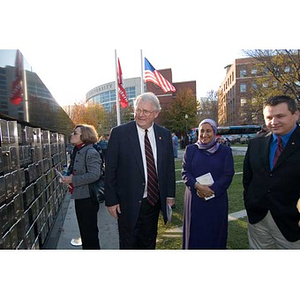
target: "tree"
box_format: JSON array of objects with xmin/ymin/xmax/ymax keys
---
[
  {"xmin": 106, "ymin": 103, "xmax": 134, "ymax": 131},
  {"xmin": 197, "ymin": 90, "xmax": 218, "ymax": 123},
  {"xmin": 162, "ymin": 88, "xmax": 197, "ymax": 135},
  {"xmin": 71, "ymin": 102, "xmax": 108, "ymax": 134},
  {"xmin": 243, "ymin": 49, "xmax": 300, "ymax": 103}
]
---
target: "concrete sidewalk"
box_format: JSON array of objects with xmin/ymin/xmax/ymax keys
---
[
  {"xmin": 55, "ymin": 147, "xmax": 246, "ymax": 250},
  {"xmin": 56, "ymin": 193, "xmax": 119, "ymax": 249}
]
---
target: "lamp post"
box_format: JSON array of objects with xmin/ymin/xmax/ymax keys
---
[{"xmin": 185, "ymin": 114, "xmax": 188, "ymax": 134}]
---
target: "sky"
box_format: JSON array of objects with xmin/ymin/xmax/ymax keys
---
[{"xmin": 2, "ymin": 0, "xmax": 297, "ymax": 107}]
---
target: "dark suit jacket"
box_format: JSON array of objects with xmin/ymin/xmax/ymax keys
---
[
  {"xmin": 105, "ymin": 121, "xmax": 175, "ymax": 233},
  {"xmin": 243, "ymin": 125, "xmax": 300, "ymax": 242}
]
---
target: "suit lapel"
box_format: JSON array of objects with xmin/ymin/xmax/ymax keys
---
[
  {"xmin": 127, "ymin": 121, "xmax": 145, "ymax": 177},
  {"xmin": 274, "ymin": 126, "xmax": 300, "ymax": 169},
  {"xmin": 262, "ymin": 135, "xmax": 272, "ymax": 171},
  {"xmin": 154, "ymin": 124, "xmax": 163, "ymax": 176}
]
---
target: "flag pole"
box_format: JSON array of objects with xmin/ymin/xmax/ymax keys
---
[
  {"xmin": 114, "ymin": 49, "xmax": 121, "ymax": 126},
  {"xmin": 140, "ymin": 49, "xmax": 144, "ymax": 94}
]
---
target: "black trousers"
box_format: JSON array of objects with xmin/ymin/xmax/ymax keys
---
[
  {"xmin": 118, "ymin": 198, "xmax": 161, "ymax": 249},
  {"xmin": 75, "ymin": 197, "xmax": 100, "ymax": 249}
]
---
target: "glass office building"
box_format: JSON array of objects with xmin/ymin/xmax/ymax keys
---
[
  {"xmin": 0, "ymin": 49, "xmax": 73, "ymax": 135},
  {"xmin": 86, "ymin": 77, "xmax": 142, "ymax": 111}
]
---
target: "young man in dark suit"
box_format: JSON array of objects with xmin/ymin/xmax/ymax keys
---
[
  {"xmin": 105, "ymin": 92, "xmax": 175, "ymax": 249},
  {"xmin": 243, "ymin": 95, "xmax": 300, "ymax": 249}
]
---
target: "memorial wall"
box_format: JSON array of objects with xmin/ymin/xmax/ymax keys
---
[{"xmin": 0, "ymin": 50, "xmax": 74, "ymax": 249}]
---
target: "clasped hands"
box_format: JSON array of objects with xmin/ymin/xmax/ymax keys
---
[{"xmin": 194, "ymin": 182, "xmax": 214, "ymax": 199}]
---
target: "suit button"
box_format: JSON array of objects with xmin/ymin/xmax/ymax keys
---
[
  {"xmin": 269, "ymin": 173, "xmax": 273, "ymax": 177},
  {"xmin": 139, "ymin": 200, "xmax": 142, "ymax": 203},
  {"xmin": 267, "ymin": 189, "xmax": 271, "ymax": 193}
]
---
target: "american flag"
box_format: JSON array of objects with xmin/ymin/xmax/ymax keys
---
[{"xmin": 144, "ymin": 57, "xmax": 176, "ymax": 93}]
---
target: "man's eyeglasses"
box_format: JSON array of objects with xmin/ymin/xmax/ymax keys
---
[{"xmin": 135, "ymin": 108, "xmax": 155, "ymax": 116}]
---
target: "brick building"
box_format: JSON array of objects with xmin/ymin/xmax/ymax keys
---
[
  {"xmin": 145, "ymin": 68, "xmax": 196, "ymax": 125},
  {"xmin": 217, "ymin": 57, "xmax": 265, "ymax": 126}
]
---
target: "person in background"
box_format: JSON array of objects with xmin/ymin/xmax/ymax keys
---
[
  {"xmin": 105, "ymin": 92, "xmax": 175, "ymax": 249},
  {"xmin": 243, "ymin": 95, "xmax": 300, "ymax": 249},
  {"xmin": 172, "ymin": 133, "xmax": 179, "ymax": 158},
  {"xmin": 256, "ymin": 124, "xmax": 270, "ymax": 137},
  {"xmin": 98, "ymin": 135, "xmax": 108, "ymax": 163},
  {"xmin": 61, "ymin": 124, "xmax": 102, "ymax": 249},
  {"xmin": 182, "ymin": 119, "xmax": 234, "ymax": 249}
]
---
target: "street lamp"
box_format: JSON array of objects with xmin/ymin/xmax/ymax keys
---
[{"xmin": 185, "ymin": 114, "xmax": 188, "ymax": 133}]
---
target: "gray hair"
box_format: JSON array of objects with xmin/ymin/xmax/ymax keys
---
[{"xmin": 134, "ymin": 92, "xmax": 162, "ymax": 111}]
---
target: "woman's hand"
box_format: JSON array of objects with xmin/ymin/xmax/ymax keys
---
[
  {"xmin": 194, "ymin": 182, "xmax": 214, "ymax": 199},
  {"xmin": 61, "ymin": 175, "xmax": 73, "ymax": 184}
]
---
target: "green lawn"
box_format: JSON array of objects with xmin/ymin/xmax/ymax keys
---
[{"xmin": 156, "ymin": 155, "xmax": 249, "ymax": 249}]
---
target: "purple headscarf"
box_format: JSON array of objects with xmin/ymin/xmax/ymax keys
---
[{"xmin": 195, "ymin": 118, "xmax": 220, "ymax": 154}]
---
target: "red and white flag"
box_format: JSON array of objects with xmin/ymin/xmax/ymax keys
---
[
  {"xmin": 144, "ymin": 57, "xmax": 176, "ymax": 93},
  {"xmin": 117, "ymin": 58, "xmax": 129, "ymax": 108},
  {"xmin": 10, "ymin": 50, "xmax": 24, "ymax": 106}
]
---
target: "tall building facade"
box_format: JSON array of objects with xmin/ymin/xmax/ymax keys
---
[
  {"xmin": 0, "ymin": 50, "xmax": 73, "ymax": 135},
  {"xmin": 217, "ymin": 57, "xmax": 265, "ymax": 126}
]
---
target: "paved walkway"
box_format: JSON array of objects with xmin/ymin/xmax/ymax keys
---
[
  {"xmin": 56, "ymin": 193, "xmax": 119, "ymax": 249},
  {"xmin": 55, "ymin": 147, "xmax": 247, "ymax": 249},
  {"xmin": 56, "ymin": 193, "xmax": 246, "ymax": 249}
]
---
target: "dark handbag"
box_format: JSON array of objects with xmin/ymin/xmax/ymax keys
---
[{"xmin": 89, "ymin": 175, "xmax": 105, "ymax": 203}]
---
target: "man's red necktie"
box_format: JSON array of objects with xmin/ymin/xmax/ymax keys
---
[
  {"xmin": 273, "ymin": 136, "xmax": 283, "ymax": 167},
  {"xmin": 144, "ymin": 129, "xmax": 159, "ymax": 206}
]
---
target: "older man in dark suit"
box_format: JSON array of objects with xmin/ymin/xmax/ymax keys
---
[
  {"xmin": 243, "ymin": 95, "xmax": 300, "ymax": 249},
  {"xmin": 105, "ymin": 92, "xmax": 175, "ymax": 249}
]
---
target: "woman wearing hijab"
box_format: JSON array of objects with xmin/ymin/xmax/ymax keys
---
[{"xmin": 182, "ymin": 119, "xmax": 234, "ymax": 249}]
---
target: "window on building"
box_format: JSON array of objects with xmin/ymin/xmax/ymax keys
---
[
  {"xmin": 284, "ymin": 66, "xmax": 291, "ymax": 73},
  {"xmin": 251, "ymin": 82, "xmax": 258, "ymax": 90},
  {"xmin": 263, "ymin": 68, "xmax": 269, "ymax": 75},
  {"xmin": 240, "ymin": 98, "xmax": 247, "ymax": 106},
  {"xmin": 125, "ymin": 86, "xmax": 136, "ymax": 99},
  {"xmin": 240, "ymin": 68, "xmax": 247, "ymax": 78},
  {"xmin": 251, "ymin": 68, "xmax": 257, "ymax": 75},
  {"xmin": 240, "ymin": 83, "xmax": 247, "ymax": 92}
]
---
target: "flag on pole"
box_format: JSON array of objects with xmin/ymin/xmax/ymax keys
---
[
  {"xmin": 10, "ymin": 50, "xmax": 24, "ymax": 106},
  {"xmin": 144, "ymin": 57, "xmax": 176, "ymax": 93},
  {"xmin": 117, "ymin": 58, "xmax": 129, "ymax": 108}
]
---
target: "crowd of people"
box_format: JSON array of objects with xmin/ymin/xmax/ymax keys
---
[{"xmin": 60, "ymin": 93, "xmax": 300, "ymax": 250}]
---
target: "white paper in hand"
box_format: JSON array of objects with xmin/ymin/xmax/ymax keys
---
[{"xmin": 196, "ymin": 172, "xmax": 215, "ymax": 200}]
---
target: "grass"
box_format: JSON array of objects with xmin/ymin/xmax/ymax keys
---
[{"xmin": 156, "ymin": 155, "xmax": 249, "ymax": 249}]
